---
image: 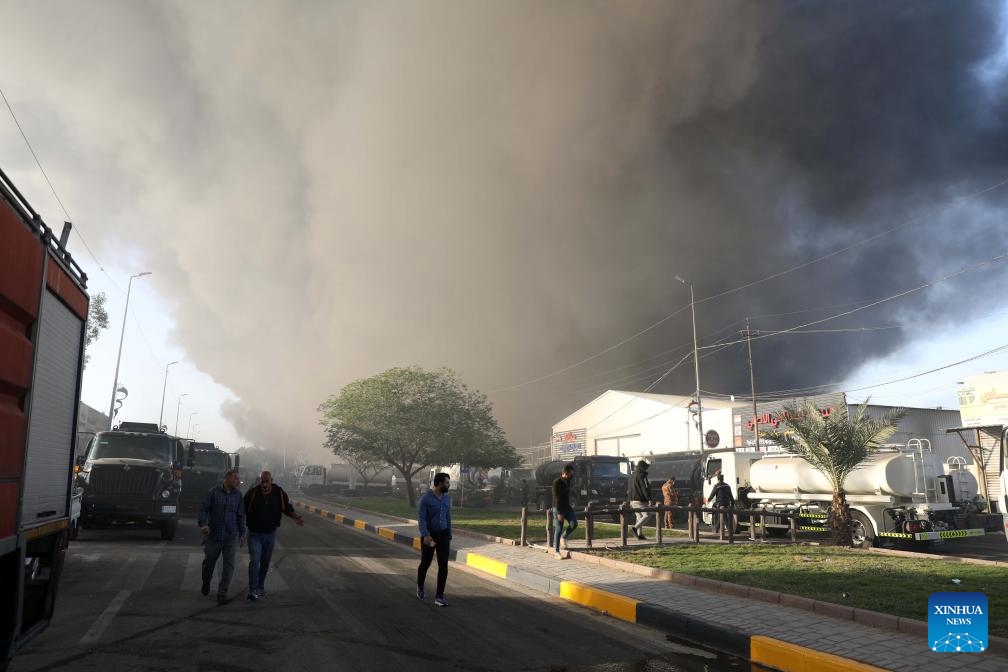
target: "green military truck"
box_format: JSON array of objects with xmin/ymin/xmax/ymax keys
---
[
  {"xmin": 181, "ymin": 443, "xmax": 238, "ymax": 515},
  {"xmin": 75, "ymin": 422, "xmax": 186, "ymax": 540}
]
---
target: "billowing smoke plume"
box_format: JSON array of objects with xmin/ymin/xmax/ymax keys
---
[{"xmin": 1, "ymin": 2, "xmax": 1007, "ymax": 456}]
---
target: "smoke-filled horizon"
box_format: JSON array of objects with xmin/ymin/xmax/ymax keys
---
[{"xmin": 2, "ymin": 2, "xmax": 1008, "ymax": 456}]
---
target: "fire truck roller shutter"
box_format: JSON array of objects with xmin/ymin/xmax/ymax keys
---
[{"xmin": 22, "ymin": 289, "xmax": 82, "ymax": 527}]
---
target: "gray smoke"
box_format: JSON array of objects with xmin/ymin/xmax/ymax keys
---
[{"xmin": 1, "ymin": 2, "xmax": 1006, "ymax": 455}]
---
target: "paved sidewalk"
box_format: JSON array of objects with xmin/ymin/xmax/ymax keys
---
[{"xmin": 293, "ymin": 495, "xmax": 1008, "ymax": 672}]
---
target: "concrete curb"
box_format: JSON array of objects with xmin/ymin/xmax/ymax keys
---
[{"xmin": 294, "ymin": 501, "xmax": 905, "ymax": 671}]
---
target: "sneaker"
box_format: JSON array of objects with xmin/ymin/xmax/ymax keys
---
[
  {"xmin": 246, "ymin": 593, "xmax": 258, "ymax": 602},
  {"xmin": 434, "ymin": 597, "xmax": 448, "ymax": 607},
  {"xmin": 637, "ymin": 533, "xmax": 647, "ymax": 541},
  {"xmin": 217, "ymin": 593, "xmax": 229, "ymax": 605},
  {"xmin": 416, "ymin": 588, "xmax": 426, "ymax": 601},
  {"xmin": 201, "ymin": 580, "xmax": 210, "ymax": 596},
  {"xmin": 255, "ymin": 590, "xmax": 265, "ymax": 599},
  {"xmin": 560, "ymin": 536, "xmax": 567, "ymax": 550}
]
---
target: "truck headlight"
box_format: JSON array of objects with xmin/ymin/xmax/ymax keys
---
[{"xmin": 161, "ymin": 489, "xmax": 172, "ymax": 499}]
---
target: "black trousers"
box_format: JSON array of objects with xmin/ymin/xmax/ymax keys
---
[{"xmin": 417, "ymin": 529, "xmax": 451, "ymax": 597}]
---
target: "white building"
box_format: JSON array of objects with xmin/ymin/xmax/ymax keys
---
[{"xmin": 550, "ymin": 390, "xmax": 738, "ymax": 460}]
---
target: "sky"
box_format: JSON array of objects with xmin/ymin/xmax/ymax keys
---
[{"xmin": 3, "ymin": 1, "xmax": 1008, "ymax": 463}]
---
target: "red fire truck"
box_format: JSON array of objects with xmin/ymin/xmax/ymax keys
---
[{"xmin": 0, "ymin": 166, "xmax": 89, "ymax": 668}]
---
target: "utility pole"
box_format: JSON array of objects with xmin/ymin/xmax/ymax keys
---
[
  {"xmin": 675, "ymin": 276, "xmax": 703, "ymax": 454},
  {"xmin": 744, "ymin": 318, "xmax": 760, "ymax": 452},
  {"xmin": 108, "ymin": 271, "xmax": 151, "ymax": 427}
]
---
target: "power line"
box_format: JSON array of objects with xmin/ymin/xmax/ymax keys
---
[
  {"xmin": 489, "ymin": 177, "xmax": 1008, "ymax": 394},
  {"xmin": 698, "ymin": 250, "xmax": 1008, "ymax": 351},
  {"xmin": 0, "ymin": 85, "xmax": 122, "ymax": 293}
]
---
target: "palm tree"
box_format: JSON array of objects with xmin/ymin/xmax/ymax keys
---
[{"xmin": 760, "ymin": 400, "xmax": 905, "ymax": 547}]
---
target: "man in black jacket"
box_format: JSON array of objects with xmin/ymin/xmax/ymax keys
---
[
  {"xmin": 551, "ymin": 464, "xmax": 577, "ymax": 559},
  {"xmin": 628, "ymin": 460, "xmax": 652, "ymax": 540},
  {"xmin": 243, "ymin": 471, "xmax": 304, "ymax": 602},
  {"xmin": 707, "ymin": 472, "xmax": 735, "ymax": 533}
]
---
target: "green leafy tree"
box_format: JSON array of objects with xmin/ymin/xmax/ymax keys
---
[
  {"xmin": 83, "ymin": 291, "xmax": 109, "ymax": 368},
  {"xmin": 318, "ymin": 367, "xmax": 519, "ymax": 506},
  {"xmin": 760, "ymin": 400, "xmax": 905, "ymax": 547}
]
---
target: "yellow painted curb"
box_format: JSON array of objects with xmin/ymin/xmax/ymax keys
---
[
  {"xmin": 559, "ymin": 581, "xmax": 638, "ymax": 623},
  {"xmin": 466, "ymin": 553, "xmax": 508, "ymax": 578},
  {"xmin": 378, "ymin": 527, "xmax": 396, "ymax": 540},
  {"xmin": 354, "ymin": 519, "xmax": 367, "ymax": 530},
  {"xmin": 412, "ymin": 537, "xmax": 422, "ymax": 550},
  {"xmin": 751, "ymin": 636, "xmax": 889, "ymax": 672},
  {"xmin": 335, "ymin": 513, "xmax": 345, "ymax": 523}
]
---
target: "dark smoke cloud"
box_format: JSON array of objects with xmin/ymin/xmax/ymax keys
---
[{"xmin": 1, "ymin": 2, "xmax": 1007, "ymax": 456}]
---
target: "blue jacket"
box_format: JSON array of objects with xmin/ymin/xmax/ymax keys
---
[
  {"xmin": 198, "ymin": 485, "xmax": 246, "ymax": 542},
  {"xmin": 417, "ymin": 490, "xmax": 452, "ymax": 538}
]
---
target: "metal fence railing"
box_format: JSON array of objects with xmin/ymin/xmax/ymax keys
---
[{"xmin": 522, "ymin": 502, "xmax": 815, "ymax": 548}]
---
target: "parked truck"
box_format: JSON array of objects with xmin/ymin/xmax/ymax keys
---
[
  {"xmin": 532, "ymin": 455, "xmax": 632, "ymax": 513},
  {"xmin": 703, "ymin": 440, "xmax": 987, "ymax": 547},
  {"xmin": 426, "ymin": 464, "xmax": 495, "ymax": 507},
  {"xmin": 1, "ymin": 167, "xmax": 90, "ymax": 669},
  {"xmin": 180, "ymin": 442, "xmax": 238, "ymax": 514},
  {"xmin": 75, "ymin": 422, "xmax": 187, "ymax": 540}
]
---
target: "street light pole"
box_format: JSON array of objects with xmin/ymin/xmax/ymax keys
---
[
  {"xmin": 108, "ymin": 271, "xmax": 151, "ymax": 428},
  {"xmin": 187, "ymin": 411, "xmax": 198, "ymax": 438},
  {"xmin": 174, "ymin": 393, "xmax": 189, "ymax": 436},
  {"xmin": 193, "ymin": 424, "xmax": 199, "ymax": 440},
  {"xmin": 158, "ymin": 360, "xmax": 179, "ymax": 430},
  {"xmin": 675, "ymin": 276, "xmax": 704, "ymax": 455}
]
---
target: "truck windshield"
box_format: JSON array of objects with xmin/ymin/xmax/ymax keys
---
[
  {"xmin": 591, "ymin": 461, "xmax": 629, "ymax": 478},
  {"xmin": 90, "ymin": 434, "xmax": 173, "ymax": 463},
  {"xmin": 190, "ymin": 452, "xmax": 229, "ymax": 471}
]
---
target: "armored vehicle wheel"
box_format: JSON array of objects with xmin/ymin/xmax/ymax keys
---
[{"xmin": 160, "ymin": 519, "xmax": 178, "ymax": 541}]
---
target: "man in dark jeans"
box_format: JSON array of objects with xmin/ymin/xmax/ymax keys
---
[
  {"xmin": 707, "ymin": 473, "xmax": 736, "ymax": 533},
  {"xmin": 199, "ymin": 468, "xmax": 245, "ymax": 604},
  {"xmin": 552, "ymin": 464, "xmax": 578, "ymax": 559},
  {"xmin": 243, "ymin": 470, "xmax": 304, "ymax": 602},
  {"xmin": 417, "ymin": 472, "xmax": 453, "ymax": 607}
]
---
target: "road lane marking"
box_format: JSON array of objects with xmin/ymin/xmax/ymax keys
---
[{"xmin": 80, "ymin": 589, "xmax": 130, "ymax": 644}]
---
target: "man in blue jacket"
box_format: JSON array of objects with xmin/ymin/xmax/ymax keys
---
[
  {"xmin": 198, "ymin": 468, "xmax": 245, "ymax": 604},
  {"xmin": 417, "ymin": 472, "xmax": 452, "ymax": 607}
]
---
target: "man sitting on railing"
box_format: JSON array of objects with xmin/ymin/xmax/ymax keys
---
[
  {"xmin": 628, "ymin": 460, "xmax": 652, "ymax": 540},
  {"xmin": 707, "ymin": 472, "xmax": 735, "ymax": 533}
]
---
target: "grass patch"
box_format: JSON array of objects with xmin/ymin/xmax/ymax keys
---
[{"xmin": 595, "ymin": 544, "xmax": 1008, "ymax": 638}]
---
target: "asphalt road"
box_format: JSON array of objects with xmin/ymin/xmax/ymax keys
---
[{"xmin": 10, "ymin": 518, "xmax": 751, "ymax": 672}]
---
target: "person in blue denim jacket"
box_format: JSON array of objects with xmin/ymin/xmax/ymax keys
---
[
  {"xmin": 416, "ymin": 472, "xmax": 452, "ymax": 606},
  {"xmin": 198, "ymin": 468, "xmax": 245, "ymax": 603}
]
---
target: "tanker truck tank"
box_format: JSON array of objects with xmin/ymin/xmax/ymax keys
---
[{"xmin": 749, "ymin": 452, "xmax": 918, "ymax": 497}]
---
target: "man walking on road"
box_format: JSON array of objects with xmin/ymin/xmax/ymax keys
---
[
  {"xmin": 552, "ymin": 463, "xmax": 577, "ymax": 559},
  {"xmin": 417, "ymin": 472, "xmax": 452, "ymax": 607},
  {"xmin": 628, "ymin": 460, "xmax": 652, "ymax": 540},
  {"xmin": 243, "ymin": 470, "xmax": 304, "ymax": 602},
  {"xmin": 199, "ymin": 468, "xmax": 245, "ymax": 604}
]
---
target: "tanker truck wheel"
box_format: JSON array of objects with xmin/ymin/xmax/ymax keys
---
[{"xmin": 850, "ymin": 511, "xmax": 876, "ymax": 548}]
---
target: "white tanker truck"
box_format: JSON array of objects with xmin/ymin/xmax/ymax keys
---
[{"xmin": 702, "ymin": 439, "xmax": 987, "ymax": 548}]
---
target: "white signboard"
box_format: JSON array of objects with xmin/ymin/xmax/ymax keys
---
[{"xmin": 958, "ymin": 372, "xmax": 1008, "ymax": 427}]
